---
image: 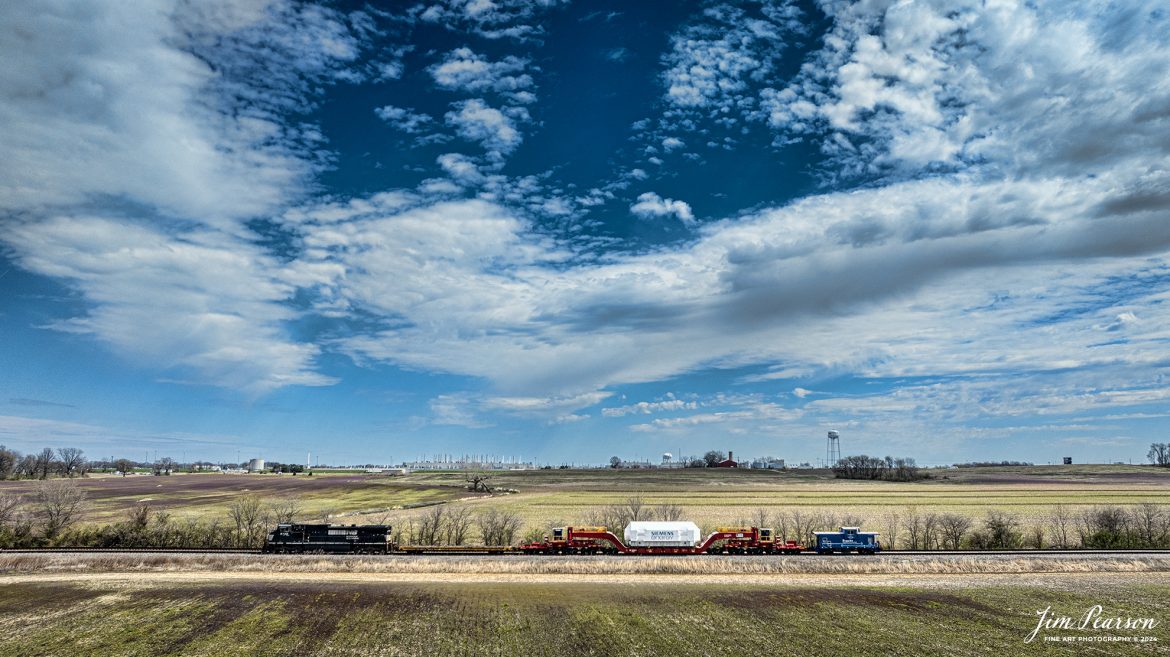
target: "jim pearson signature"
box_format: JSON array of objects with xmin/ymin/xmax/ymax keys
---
[{"xmin": 1026, "ymin": 605, "xmax": 1160, "ymax": 643}]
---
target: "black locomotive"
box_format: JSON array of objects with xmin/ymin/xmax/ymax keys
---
[{"xmin": 262, "ymin": 523, "xmax": 394, "ymax": 553}]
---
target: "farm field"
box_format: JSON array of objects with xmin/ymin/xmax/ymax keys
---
[
  {"xmin": 369, "ymin": 466, "xmax": 1170, "ymax": 542},
  {"xmin": 2, "ymin": 465, "xmax": 1168, "ymax": 545},
  {"xmin": 0, "ymin": 472, "xmax": 470, "ymax": 523},
  {"xmin": 0, "ymin": 573, "xmax": 1165, "ymax": 656}
]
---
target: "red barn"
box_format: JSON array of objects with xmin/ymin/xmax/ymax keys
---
[{"xmin": 716, "ymin": 451, "xmax": 738, "ymax": 468}]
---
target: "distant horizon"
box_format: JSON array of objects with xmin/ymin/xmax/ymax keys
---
[{"xmin": 3, "ymin": 1, "xmax": 1169, "ymax": 467}]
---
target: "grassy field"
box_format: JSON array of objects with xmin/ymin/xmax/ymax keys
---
[
  {"xmin": 2, "ymin": 465, "xmax": 1168, "ymax": 545},
  {"xmin": 369, "ymin": 466, "xmax": 1170, "ymax": 543},
  {"xmin": 0, "ymin": 575, "xmax": 1165, "ymax": 656},
  {"xmin": 0, "ymin": 472, "xmax": 472, "ymax": 523},
  {"xmin": 3, "ymin": 551, "xmax": 1169, "ymax": 577}
]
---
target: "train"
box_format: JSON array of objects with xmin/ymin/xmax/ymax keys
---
[
  {"xmin": 263, "ymin": 521, "xmax": 881, "ymax": 555},
  {"xmin": 263, "ymin": 523, "xmax": 394, "ymax": 553}
]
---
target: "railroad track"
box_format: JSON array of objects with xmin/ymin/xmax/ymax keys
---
[{"xmin": 3, "ymin": 548, "xmax": 1169, "ymax": 556}]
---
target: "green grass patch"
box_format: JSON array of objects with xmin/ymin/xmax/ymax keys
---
[{"xmin": 0, "ymin": 580, "xmax": 1165, "ymax": 656}]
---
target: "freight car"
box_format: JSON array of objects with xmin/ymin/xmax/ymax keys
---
[
  {"xmin": 263, "ymin": 523, "xmax": 394, "ymax": 554},
  {"xmin": 812, "ymin": 527, "xmax": 881, "ymax": 554},
  {"xmin": 518, "ymin": 524, "xmax": 805, "ymax": 555}
]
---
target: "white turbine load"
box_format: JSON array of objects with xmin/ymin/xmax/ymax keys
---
[{"xmin": 624, "ymin": 521, "xmax": 702, "ymax": 547}]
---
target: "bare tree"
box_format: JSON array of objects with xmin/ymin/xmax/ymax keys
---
[
  {"xmin": 904, "ymin": 507, "xmax": 924, "ymax": 550},
  {"xmin": 476, "ymin": 508, "xmax": 522, "ymax": 545},
  {"xmin": 268, "ymin": 497, "xmax": 302, "ymax": 524},
  {"xmin": 1026, "ymin": 524, "xmax": 1044, "ymax": 549},
  {"xmin": 970, "ymin": 510, "xmax": 1022, "ymax": 550},
  {"xmin": 880, "ymin": 510, "xmax": 902, "ymax": 550},
  {"xmin": 17, "ymin": 454, "xmax": 37, "ymax": 479},
  {"xmin": 785, "ymin": 510, "xmax": 818, "ymax": 548},
  {"xmin": 624, "ymin": 496, "xmax": 647, "ymax": 522},
  {"xmin": 35, "ymin": 448, "xmax": 55, "ymax": 480},
  {"xmin": 703, "ymin": 451, "xmax": 726, "ymax": 467},
  {"xmin": 937, "ymin": 514, "xmax": 972, "ymax": 550},
  {"xmin": 152, "ymin": 457, "xmax": 176, "ymax": 476},
  {"xmin": 1149, "ymin": 443, "xmax": 1170, "ymax": 467},
  {"xmin": 228, "ymin": 495, "xmax": 265, "ymax": 548},
  {"xmin": 416, "ymin": 505, "xmax": 447, "ymax": 545},
  {"xmin": 1132, "ymin": 503, "xmax": 1169, "ymax": 548},
  {"xmin": 751, "ymin": 508, "xmax": 771, "ymax": 530},
  {"xmin": 920, "ymin": 513, "xmax": 941, "ymax": 550},
  {"xmin": 587, "ymin": 495, "xmax": 650, "ymax": 530},
  {"xmin": 35, "ymin": 479, "xmax": 87, "ymax": 540},
  {"xmin": 775, "ymin": 511, "xmax": 790, "ymax": 542},
  {"xmin": 465, "ymin": 472, "xmax": 493, "ymax": 493},
  {"xmin": 56, "ymin": 448, "xmax": 86, "ymax": 477},
  {"xmin": 1050, "ymin": 504, "xmax": 1073, "ymax": 549},
  {"xmin": 0, "ymin": 493, "xmax": 23, "ymax": 527},
  {"xmin": 113, "ymin": 459, "xmax": 134, "ymax": 477},
  {"xmin": 654, "ymin": 503, "xmax": 685, "ymax": 521},
  {"xmin": 445, "ymin": 506, "xmax": 475, "ymax": 545},
  {"xmin": 0, "ymin": 445, "xmax": 17, "ymax": 480}
]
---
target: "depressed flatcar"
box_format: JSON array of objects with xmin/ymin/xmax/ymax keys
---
[{"xmin": 263, "ymin": 523, "xmax": 394, "ymax": 554}]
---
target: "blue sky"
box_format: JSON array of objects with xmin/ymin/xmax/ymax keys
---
[{"xmin": 2, "ymin": 0, "xmax": 1170, "ymax": 466}]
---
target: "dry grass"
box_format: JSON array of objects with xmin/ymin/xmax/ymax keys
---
[{"xmin": 3, "ymin": 552, "xmax": 1169, "ymax": 577}]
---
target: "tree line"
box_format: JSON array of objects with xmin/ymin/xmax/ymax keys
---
[
  {"xmin": 832, "ymin": 455, "xmax": 924, "ymax": 481},
  {"xmin": 0, "ymin": 446, "xmax": 88, "ymax": 480}
]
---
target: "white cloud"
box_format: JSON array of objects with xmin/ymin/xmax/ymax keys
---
[
  {"xmin": 661, "ymin": 2, "xmax": 803, "ymax": 120},
  {"xmin": 761, "ymin": 0, "xmax": 1170, "ymax": 179},
  {"xmin": 602, "ymin": 398, "xmax": 697, "ymax": 417},
  {"xmin": 412, "ymin": 0, "xmax": 565, "ymax": 41},
  {"xmin": 437, "ymin": 153, "xmax": 486, "ymax": 186},
  {"xmin": 0, "ymin": 0, "xmax": 366, "ymax": 393},
  {"xmin": 430, "ymin": 47, "xmax": 533, "ymax": 95},
  {"xmin": 445, "ymin": 99, "xmax": 526, "ymax": 154},
  {"xmin": 630, "ymin": 192, "xmax": 695, "ymax": 224},
  {"xmin": 5, "ymin": 215, "xmax": 334, "ymax": 394},
  {"xmin": 374, "ymin": 105, "xmax": 433, "ymax": 133},
  {"xmin": 605, "ymin": 47, "xmax": 630, "ymax": 62},
  {"xmin": 0, "ymin": 0, "xmax": 362, "ymax": 225}
]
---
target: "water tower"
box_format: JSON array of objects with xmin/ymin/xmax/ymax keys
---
[{"xmin": 826, "ymin": 430, "xmax": 841, "ymax": 468}]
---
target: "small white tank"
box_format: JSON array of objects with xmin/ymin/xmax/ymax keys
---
[{"xmin": 623, "ymin": 521, "xmax": 702, "ymax": 547}]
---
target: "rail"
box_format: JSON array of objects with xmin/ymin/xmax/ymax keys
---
[{"xmin": 3, "ymin": 548, "xmax": 1170, "ymax": 556}]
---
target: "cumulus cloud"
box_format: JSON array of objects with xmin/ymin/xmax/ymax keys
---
[
  {"xmin": 430, "ymin": 47, "xmax": 533, "ymax": 95},
  {"xmin": 445, "ymin": 99, "xmax": 527, "ymax": 154},
  {"xmin": 661, "ymin": 1, "xmax": 803, "ymax": 120},
  {"xmin": 630, "ymin": 192, "xmax": 695, "ymax": 224},
  {"xmin": 374, "ymin": 105, "xmax": 433, "ymax": 133},
  {"xmin": 0, "ymin": 1, "xmax": 351, "ymax": 226},
  {"xmin": 761, "ymin": 0, "xmax": 1170, "ymax": 180},
  {"xmin": 602, "ymin": 398, "xmax": 697, "ymax": 417},
  {"xmin": 5, "ymin": 215, "xmax": 334, "ymax": 393},
  {"xmin": 6, "ymin": 0, "xmax": 1170, "ymax": 439},
  {"xmin": 414, "ymin": 0, "xmax": 566, "ymax": 41},
  {"xmin": 0, "ymin": 0, "xmax": 374, "ymax": 393},
  {"xmin": 437, "ymin": 153, "xmax": 487, "ymax": 186}
]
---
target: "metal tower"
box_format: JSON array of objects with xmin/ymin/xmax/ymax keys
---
[{"xmin": 826, "ymin": 430, "xmax": 841, "ymax": 467}]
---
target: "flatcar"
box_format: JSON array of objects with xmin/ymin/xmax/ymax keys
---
[
  {"xmin": 812, "ymin": 526, "xmax": 880, "ymax": 554},
  {"xmin": 263, "ymin": 523, "xmax": 394, "ymax": 554}
]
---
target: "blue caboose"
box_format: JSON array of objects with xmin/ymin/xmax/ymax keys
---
[{"xmin": 812, "ymin": 527, "xmax": 881, "ymax": 554}]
